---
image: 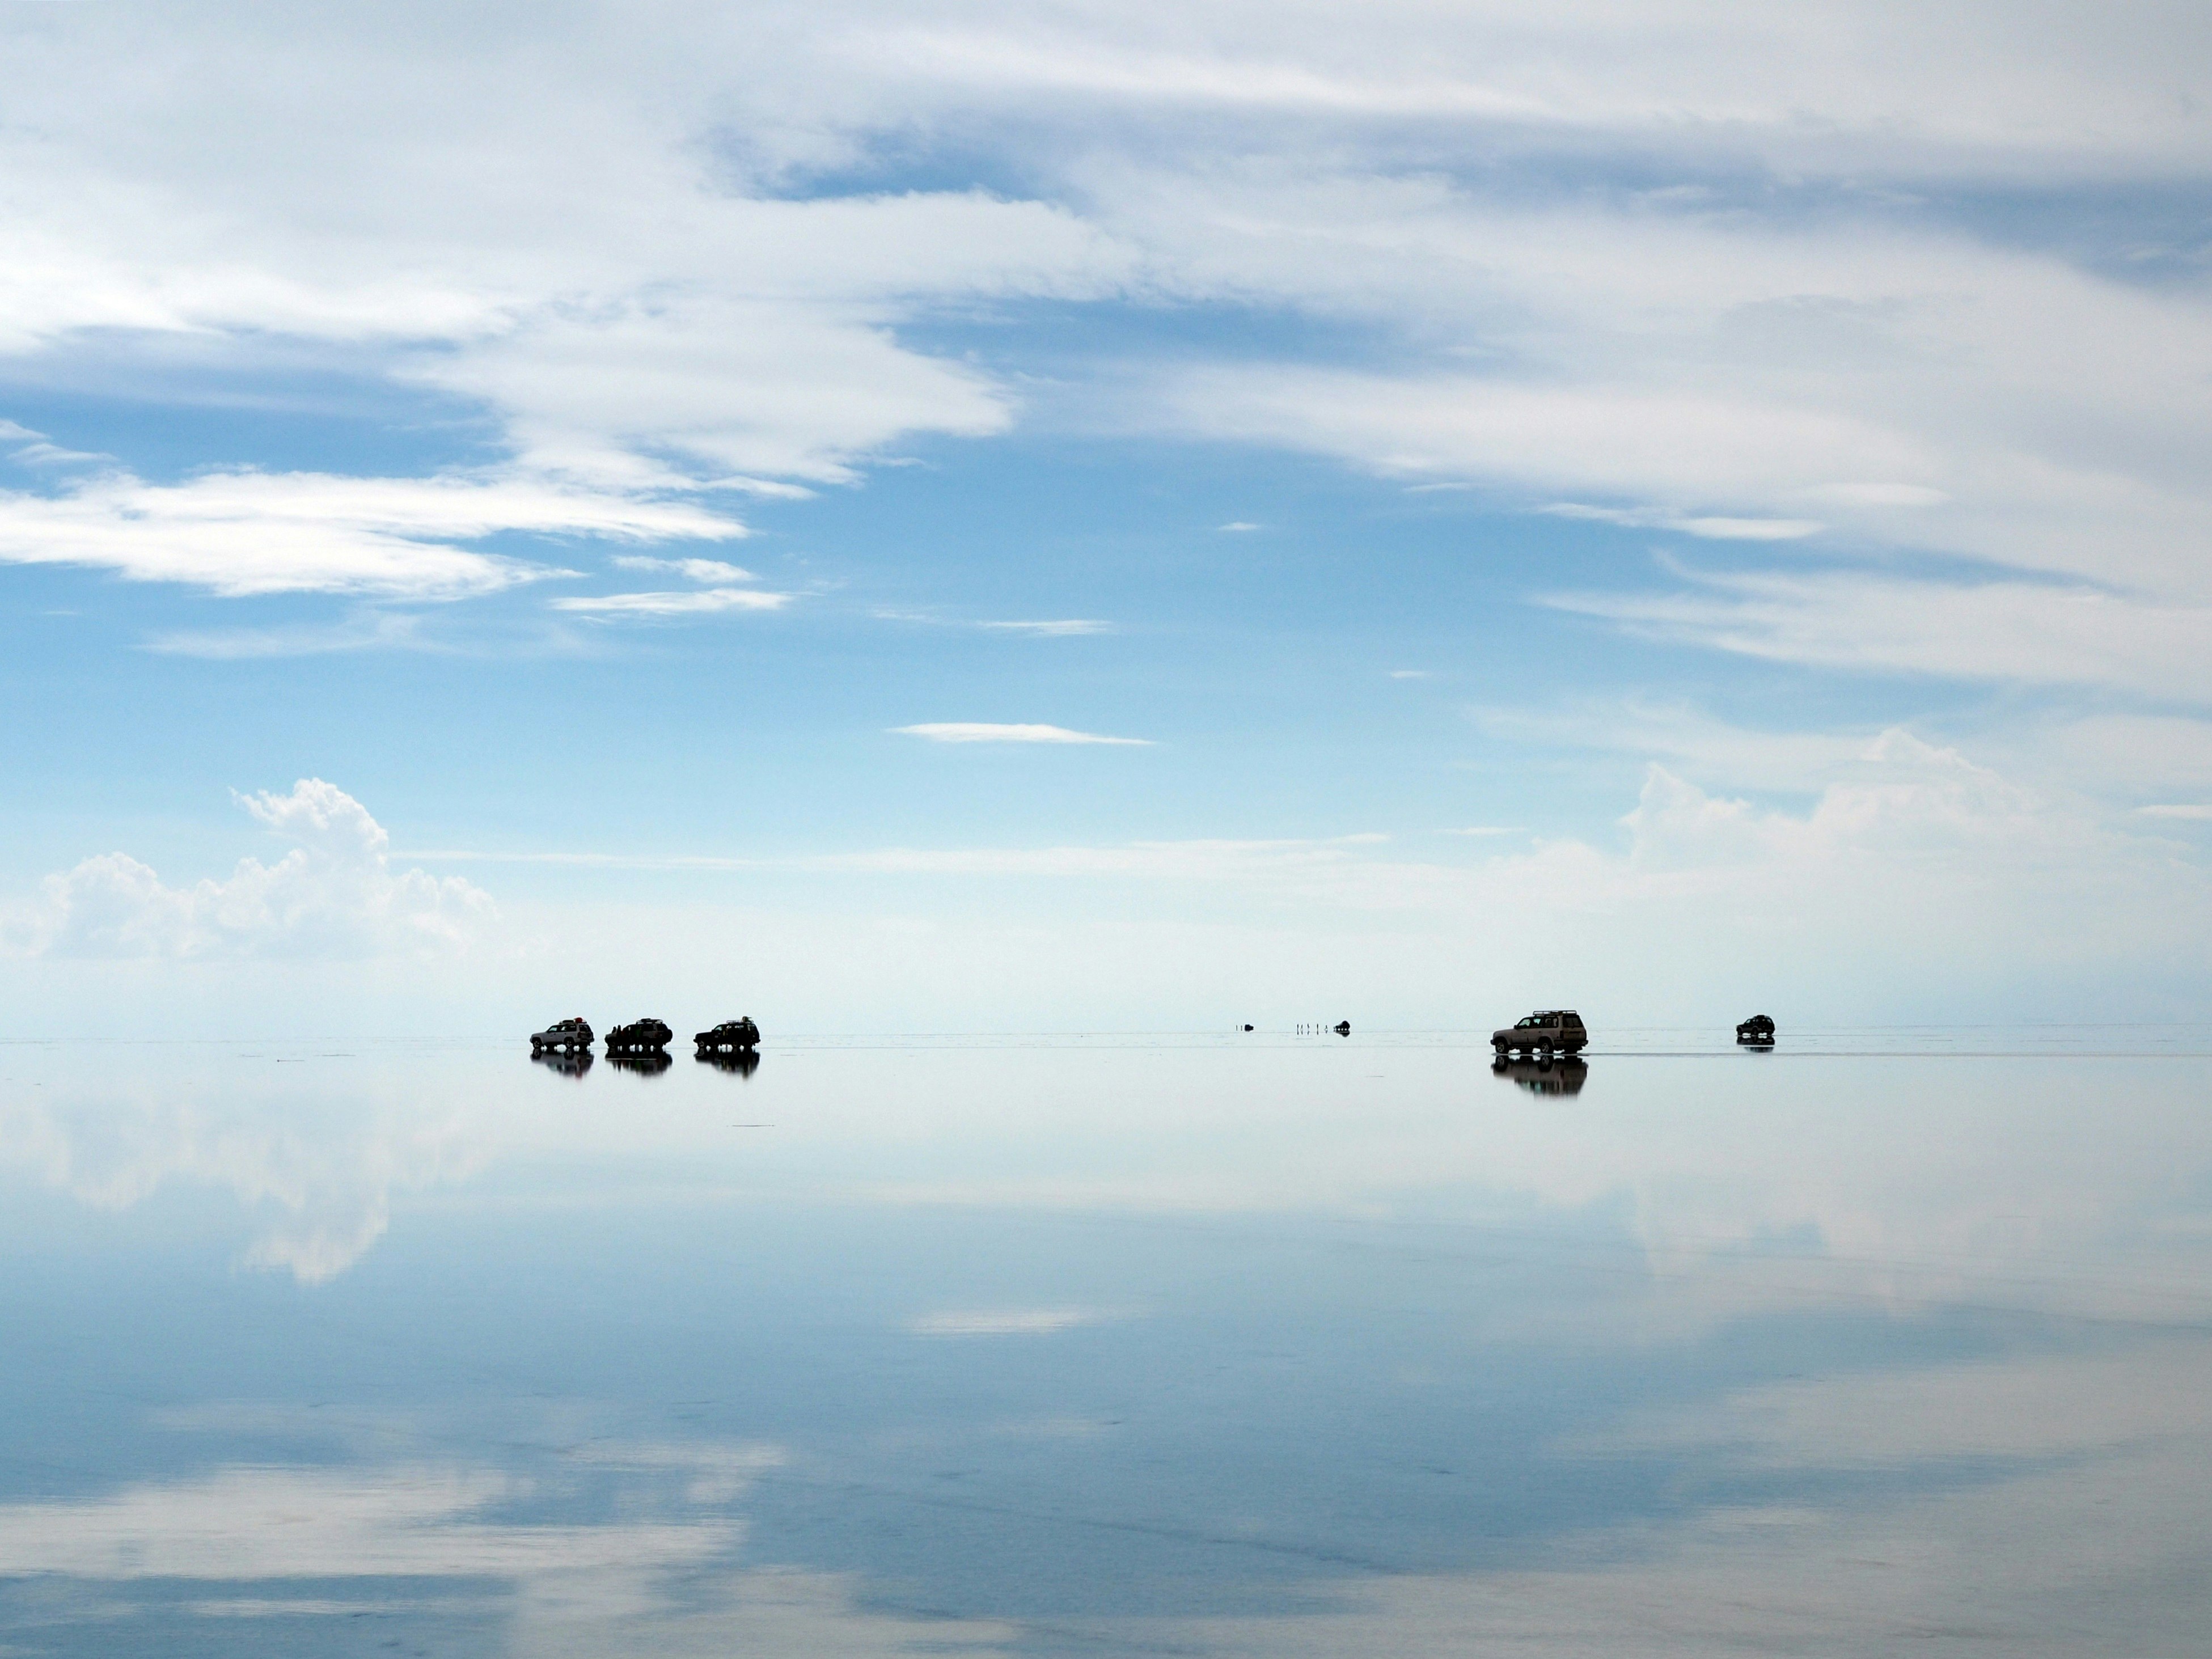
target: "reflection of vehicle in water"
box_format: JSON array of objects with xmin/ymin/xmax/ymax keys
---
[
  {"xmin": 532, "ymin": 1047, "xmax": 594, "ymax": 1078},
  {"xmin": 607, "ymin": 1049, "xmax": 673, "ymax": 1076},
  {"xmin": 1491, "ymin": 1010, "xmax": 1588, "ymax": 1056},
  {"xmin": 606, "ymin": 1017, "xmax": 673, "ymax": 1053},
  {"xmin": 697, "ymin": 1046, "xmax": 760, "ymax": 1077},
  {"xmin": 1492, "ymin": 1054, "xmax": 1587, "ymax": 1095},
  {"xmin": 1736, "ymin": 1014, "xmax": 1776, "ymax": 1046},
  {"xmin": 694, "ymin": 1018, "xmax": 760, "ymax": 1053},
  {"xmin": 530, "ymin": 1015, "xmax": 594, "ymax": 1052}
]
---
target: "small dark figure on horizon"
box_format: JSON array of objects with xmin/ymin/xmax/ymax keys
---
[{"xmin": 1736, "ymin": 1015, "xmax": 1777, "ymax": 1046}]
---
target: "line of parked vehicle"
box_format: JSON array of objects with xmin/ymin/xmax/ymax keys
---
[
  {"xmin": 1489, "ymin": 1009, "xmax": 1779, "ymax": 1055},
  {"xmin": 532, "ymin": 1009, "xmax": 1778, "ymax": 1061},
  {"xmin": 530, "ymin": 1015, "xmax": 761, "ymax": 1055}
]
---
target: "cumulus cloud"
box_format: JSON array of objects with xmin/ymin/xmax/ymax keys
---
[
  {"xmin": 893, "ymin": 722, "xmax": 1152, "ymax": 744},
  {"xmin": 3, "ymin": 780, "xmax": 491, "ymax": 959},
  {"xmin": 0, "ymin": 471, "xmax": 742, "ymax": 598}
]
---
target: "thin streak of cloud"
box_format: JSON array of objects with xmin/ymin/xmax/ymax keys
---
[
  {"xmin": 550, "ymin": 587, "xmax": 790, "ymax": 616},
  {"xmin": 1543, "ymin": 503, "xmax": 1826, "ymax": 541},
  {"xmin": 975, "ymin": 619, "xmax": 1113, "ymax": 636},
  {"xmin": 11, "ymin": 441, "xmax": 113, "ymax": 467},
  {"xmin": 893, "ymin": 722, "xmax": 1152, "ymax": 745},
  {"xmin": 0, "ymin": 471, "xmax": 738, "ymax": 598},
  {"xmin": 610, "ymin": 555, "xmax": 756, "ymax": 583},
  {"xmin": 143, "ymin": 612, "xmax": 432, "ymax": 659},
  {"xmin": 2138, "ymin": 805, "xmax": 2212, "ymax": 821},
  {"xmin": 1217, "ymin": 520, "xmax": 1261, "ymax": 532}
]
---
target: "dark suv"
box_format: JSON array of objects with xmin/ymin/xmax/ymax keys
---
[
  {"xmin": 605, "ymin": 1017, "xmax": 673, "ymax": 1053},
  {"xmin": 530, "ymin": 1015, "xmax": 593, "ymax": 1052},
  {"xmin": 695, "ymin": 1018, "xmax": 761, "ymax": 1052},
  {"xmin": 1491, "ymin": 1010, "xmax": 1588, "ymax": 1056}
]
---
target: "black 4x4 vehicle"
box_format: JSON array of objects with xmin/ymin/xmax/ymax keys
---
[
  {"xmin": 1492, "ymin": 1010, "xmax": 1588, "ymax": 1056},
  {"xmin": 695, "ymin": 1018, "xmax": 760, "ymax": 1052},
  {"xmin": 531, "ymin": 1015, "xmax": 593, "ymax": 1052},
  {"xmin": 605, "ymin": 1017, "xmax": 673, "ymax": 1053}
]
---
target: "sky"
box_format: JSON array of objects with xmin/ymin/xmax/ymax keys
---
[{"xmin": 3, "ymin": 0, "xmax": 2211, "ymax": 1032}]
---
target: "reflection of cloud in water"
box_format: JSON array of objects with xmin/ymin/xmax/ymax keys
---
[
  {"xmin": 0, "ymin": 1449, "xmax": 1018, "ymax": 1657},
  {"xmin": 0, "ymin": 1080, "xmax": 487, "ymax": 1284},
  {"xmin": 1142, "ymin": 1337, "xmax": 2212, "ymax": 1656},
  {"xmin": 910, "ymin": 1305, "xmax": 1126, "ymax": 1336}
]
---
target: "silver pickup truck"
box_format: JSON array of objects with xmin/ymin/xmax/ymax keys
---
[{"xmin": 1491, "ymin": 1010, "xmax": 1588, "ymax": 1056}]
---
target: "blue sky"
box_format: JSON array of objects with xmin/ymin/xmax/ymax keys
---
[{"xmin": 3, "ymin": 0, "xmax": 2210, "ymax": 1031}]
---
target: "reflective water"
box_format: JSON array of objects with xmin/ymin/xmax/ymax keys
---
[{"xmin": 3, "ymin": 1032, "xmax": 2211, "ymax": 1655}]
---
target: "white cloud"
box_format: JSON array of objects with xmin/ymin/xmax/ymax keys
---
[
  {"xmin": 10, "ymin": 439, "xmax": 112, "ymax": 467},
  {"xmin": 3, "ymin": 779, "xmax": 491, "ymax": 959},
  {"xmin": 0, "ymin": 471, "xmax": 741, "ymax": 598},
  {"xmin": 892, "ymin": 722, "xmax": 1153, "ymax": 745},
  {"xmin": 1546, "ymin": 568, "xmax": 2212, "ymax": 703},
  {"xmin": 611, "ymin": 555, "xmax": 756, "ymax": 582},
  {"xmin": 145, "ymin": 611, "xmax": 432, "ymax": 659},
  {"xmin": 0, "ymin": 0, "xmax": 2204, "ymax": 715},
  {"xmin": 975, "ymin": 619, "xmax": 1113, "ymax": 636},
  {"xmin": 551, "ymin": 586, "xmax": 790, "ymax": 615},
  {"xmin": 1217, "ymin": 520, "xmax": 1261, "ymax": 532},
  {"xmin": 2140, "ymin": 805, "xmax": 2212, "ymax": 821},
  {"xmin": 1545, "ymin": 503, "xmax": 1826, "ymax": 541}
]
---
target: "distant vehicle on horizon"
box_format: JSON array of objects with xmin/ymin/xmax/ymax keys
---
[
  {"xmin": 531, "ymin": 1015, "xmax": 594, "ymax": 1052},
  {"xmin": 1492, "ymin": 1010, "xmax": 1588, "ymax": 1056},
  {"xmin": 605, "ymin": 1016, "xmax": 673, "ymax": 1053},
  {"xmin": 695, "ymin": 1018, "xmax": 761, "ymax": 1052},
  {"xmin": 1737, "ymin": 1015, "xmax": 1777, "ymax": 1046}
]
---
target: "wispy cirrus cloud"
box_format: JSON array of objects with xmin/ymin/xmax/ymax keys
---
[
  {"xmin": 1545, "ymin": 567, "xmax": 2212, "ymax": 703},
  {"xmin": 0, "ymin": 471, "xmax": 742, "ymax": 598},
  {"xmin": 975, "ymin": 619, "xmax": 1113, "ymax": 637},
  {"xmin": 143, "ymin": 611, "xmax": 432, "ymax": 660},
  {"xmin": 1542, "ymin": 503, "xmax": 1826, "ymax": 541},
  {"xmin": 550, "ymin": 587, "xmax": 790, "ymax": 616},
  {"xmin": 892, "ymin": 722, "xmax": 1151, "ymax": 745},
  {"xmin": 609, "ymin": 555, "xmax": 756, "ymax": 582}
]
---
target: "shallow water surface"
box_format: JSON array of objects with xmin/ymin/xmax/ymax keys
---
[{"xmin": 2, "ymin": 1031, "xmax": 2210, "ymax": 1654}]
